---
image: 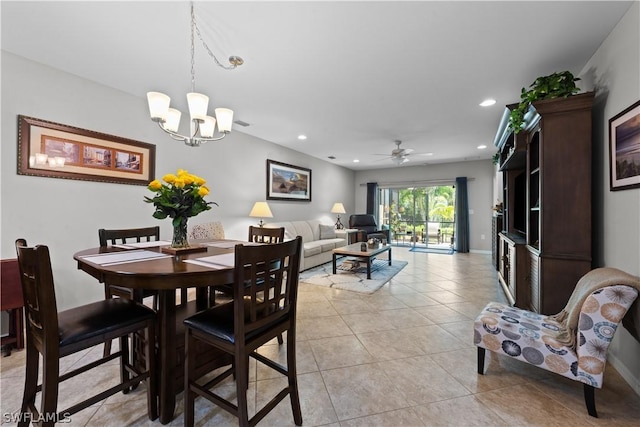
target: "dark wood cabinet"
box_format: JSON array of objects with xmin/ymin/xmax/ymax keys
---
[
  {"xmin": 494, "ymin": 92, "xmax": 594, "ymax": 314},
  {"xmin": 491, "ymin": 214, "xmax": 503, "ymax": 270},
  {"xmin": 498, "ymin": 233, "xmax": 527, "ymax": 307}
]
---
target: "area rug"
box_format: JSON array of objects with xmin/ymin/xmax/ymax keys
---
[
  {"xmin": 298, "ymin": 259, "xmax": 408, "ymax": 294},
  {"xmin": 409, "ymin": 246, "xmax": 454, "ymax": 254}
]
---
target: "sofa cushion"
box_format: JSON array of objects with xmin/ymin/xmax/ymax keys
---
[
  {"xmin": 319, "ymin": 224, "xmax": 336, "ymax": 240},
  {"xmin": 303, "ymin": 241, "xmax": 322, "ymax": 257}
]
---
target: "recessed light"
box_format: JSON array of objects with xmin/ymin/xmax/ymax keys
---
[
  {"xmin": 353, "ymin": 159, "xmax": 360, "ymax": 163},
  {"xmin": 479, "ymin": 99, "xmax": 496, "ymax": 107},
  {"xmin": 297, "ymin": 134, "xmax": 307, "ymax": 140},
  {"xmin": 477, "ymin": 145, "xmax": 487, "ymax": 149}
]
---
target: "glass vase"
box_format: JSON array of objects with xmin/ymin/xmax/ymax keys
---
[{"xmin": 171, "ymin": 218, "xmax": 189, "ymax": 249}]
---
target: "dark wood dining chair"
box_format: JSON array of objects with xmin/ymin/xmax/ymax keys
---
[
  {"xmin": 183, "ymin": 236, "xmax": 303, "ymax": 427},
  {"xmin": 249, "ymin": 225, "xmax": 286, "ymax": 345},
  {"xmin": 99, "ymin": 226, "xmax": 169, "ymax": 356},
  {"xmin": 209, "ymin": 226, "xmax": 286, "ymax": 306},
  {"xmin": 15, "ymin": 239, "xmax": 157, "ymax": 425},
  {"xmin": 248, "ymin": 225, "xmax": 285, "ymax": 244},
  {"xmin": 99, "ymin": 226, "xmax": 162, "ymax": 307}
]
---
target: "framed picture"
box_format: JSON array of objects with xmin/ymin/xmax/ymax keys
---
[
  {"xmin": 609, "ymin": 100, "xmax": 640, "ymax": 191},
  {"xmin": 266, "ymin": 159, "xmax": 312, "ymax": 201},
  {"xmin": 17, "ymin": 115, "xmax": 155, "ymax": 186}
]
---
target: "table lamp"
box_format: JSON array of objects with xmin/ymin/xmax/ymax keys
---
[
  {"xmin": 331, "ymin": 202, "xmax": 346, "ymax": 229},
  {"xmin": 249, "ymin": 201, "xmax": 273, "ymax": 227}
]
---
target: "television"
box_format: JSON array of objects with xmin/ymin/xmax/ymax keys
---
[{"xmin": 513, "ymin": 171, "xmax": 526, "ymax": 235}]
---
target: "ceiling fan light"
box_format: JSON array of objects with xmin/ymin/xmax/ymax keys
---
[
  {"xmin": 200, "ymin": 116, "xmax": 217, "ymax": 137},
  {"xmin": 187, "ymin": 92, "xmax": 209, "ymax": 121},
  {"xmin": 147, "ymin": 92, "xmax": 170, "ymax": 121},
  {"xmin": 215, "ymin": 108, "xmax": 234, "ymax": 132},
  {"xmin": 392, "ymin": 156, "xmax": 406, "ymax": 165},
  {"xmin": 163, "ymin": 108, "xmax": 182, "ymax": 132}
]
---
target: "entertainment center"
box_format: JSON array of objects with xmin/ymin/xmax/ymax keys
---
[{"xmin": 494, "ymin": 92, "xmax": 595, "ymax": 314}]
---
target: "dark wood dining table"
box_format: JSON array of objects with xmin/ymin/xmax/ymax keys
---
[{"xmin": 73, "ymin": 240, "xmax": 237, "ymax": 424}]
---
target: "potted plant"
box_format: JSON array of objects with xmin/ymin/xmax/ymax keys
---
[{"xmin": 509, "ymin": 71, "xmax": 581, "ymax": 133}]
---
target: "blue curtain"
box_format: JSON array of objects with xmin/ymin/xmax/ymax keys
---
[
  {"xmin": 366, "ymin": 182, "xmax": 378, "ymax": 215},
  {"xmin": 455, "ymin": 177, "xmax": 469, "ymax": 253}
]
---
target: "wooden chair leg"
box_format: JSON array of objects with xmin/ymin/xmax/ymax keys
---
[
  {"xmin": 40, "ymin": 357, "xmax": 60, "ymax": 427},
  {"xmin": 584, "ymin": 384, "xmax": 598, "ymax": 418},
  {"xmin": 145, "ymin": 321, "xmax": 158, "ymax": 421},
  {"xmin": 235, "ymin": 351, "xmax": 250, "ymax": 427},
  {"xmin": 287, "ymin": 335, "xmax": 302, "ymax": 426},
  {"xmin": 103, "ymin": 340, "xmax": 113, "ymax": 357},
  {"xmin": 120, "ymin": 335, "xmax": 130, "ymax": 394},
  {"xmin": 477, "ymin": 347, "xmax": 485, "ymax": 375},
  {"xmin": 19, "ymin": 343, "xmax": 39, "ymax": 427},
  {"xmin": 277, "ymin": 333, "xmax": 284, "ymax": 345},
  {"xmin": 184, "ymin": 330, "xmax": 195, "ymax": 427}
]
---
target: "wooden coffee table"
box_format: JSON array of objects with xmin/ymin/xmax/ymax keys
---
[{"xmin": 332, "ymin": 243, "xmax": 392, "ymax": 279}]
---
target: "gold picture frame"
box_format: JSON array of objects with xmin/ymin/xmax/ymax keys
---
[{"xmin": 17, "ymin": 115, "xmax": 156, "ymax": 186}]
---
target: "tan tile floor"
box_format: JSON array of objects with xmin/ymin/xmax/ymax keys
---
[{"xmin": 2, "ymin": 249, "xmax": 639, "ymax": 426}]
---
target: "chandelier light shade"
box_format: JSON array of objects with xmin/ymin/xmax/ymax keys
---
[
  {"xmin": 331, "ymin": 202, "xmax": 346, "ymax": 229},
  {"xmin": 249, "ymin": 202, "xmax": 274, "ymax": 227},
  {"xmin": 147, "ymin": 2, "xmax": 242, "ymax": 147}
]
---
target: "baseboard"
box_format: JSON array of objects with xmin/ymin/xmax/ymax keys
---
[
  {"xmin": 608, "ymin": 352, "xmax": 640, "ymax": 397},
  {"xmin": 470, "ymin": 249, "xmax": 491, "ymax": 255}
]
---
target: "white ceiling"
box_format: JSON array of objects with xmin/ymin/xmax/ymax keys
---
[{"xmin": 1, "ymin": 1, "xmax": 633, "ymax": 170}]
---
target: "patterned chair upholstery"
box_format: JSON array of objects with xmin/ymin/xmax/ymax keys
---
[
  {"xmin": 474, "ymin": 268, "xmax": 639, "ymax": 418},
  {"xmin": 188, "ymin": 221, "xmax": 225, "ymax": 240}
]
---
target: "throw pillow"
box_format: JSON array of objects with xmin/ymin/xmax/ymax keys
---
[{"xmin": 319, "ymin": 224, "xmax": 336, "ymax": 240}]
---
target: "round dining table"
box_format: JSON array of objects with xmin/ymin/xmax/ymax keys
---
[{"xmin": 74, "ymin": 240, "xmax": 238, "ymax": 424}]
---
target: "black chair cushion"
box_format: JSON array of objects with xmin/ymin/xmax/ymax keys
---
[
  {"xmin": 184, "ymin": 299, "xmax": 283, "ymax": 344},
  {"xmin": 58, "ymin": 298, "xmax": 155, "ymax": 348}
]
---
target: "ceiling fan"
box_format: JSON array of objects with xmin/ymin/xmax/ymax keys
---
[{"xmin": 375, "ymin": 140, "xmax": 415, "ymax": 165}]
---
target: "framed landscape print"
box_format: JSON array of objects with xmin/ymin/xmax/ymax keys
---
[
  {"xmin": 17, "ymin": 115, "xmax": 155, "ymax": 186},
  {"xmin": 266, "ymin": 159, "xmax": 311, "ymax": 201},
  {"xmin": 609, "ymin": 100, "xmax": 640, "ymax": 191}
]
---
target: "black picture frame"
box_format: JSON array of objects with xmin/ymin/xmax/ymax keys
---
[
  {"xmin": 609, "ymin": 100, "xmax": 640, "ymax": 191},
  {"xmin": 266, "ymin": 159, "xmax": 312, "ymax": 201}
]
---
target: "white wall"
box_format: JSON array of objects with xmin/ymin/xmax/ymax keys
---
[
  {"xmin": 0, "ymin": 51, "xmax": 355, "ymax": 310},
  {"xmin": 579, "ymin": 2, "xmax": 640, "ymax": 394},
  {"xmin": 354, "ymin": 160, "xmax": 495, "ymax": 252}
]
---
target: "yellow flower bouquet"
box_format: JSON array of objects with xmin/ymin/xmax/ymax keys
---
[{"xmin": 144, "ymin": 169, "xmax": 216, "ymax": 248}]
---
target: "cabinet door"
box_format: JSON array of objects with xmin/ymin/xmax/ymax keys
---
[{"xmin": 528, "ymin": 249, "xmax": 540, "ymax": 312}]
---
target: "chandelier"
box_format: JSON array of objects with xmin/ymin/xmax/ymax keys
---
[{"xmin": 146, "ymin": 2, "xmax": 243, "ymax": 147}]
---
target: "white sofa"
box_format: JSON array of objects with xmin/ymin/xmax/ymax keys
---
[{"xmin": 265, "ymin": 219, "xmax": 347, "ymax": 271}]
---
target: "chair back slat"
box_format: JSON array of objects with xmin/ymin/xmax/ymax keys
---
[
  {"xmin": 233, "ymin": 236, "xmax": 301, "ymax": 336},
  {"xmin": 98, "ymin": 226, "xmax": 160, "ymax": 246},
  {"xmin": 15, "ymin": 239, "xmax": 59, "ymax": 350},
  {"xmin": 248, "ymin": 226, "xmax": 285, "ymax": 244}
]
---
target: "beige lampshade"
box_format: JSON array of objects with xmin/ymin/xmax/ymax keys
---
[
  {"xmin": 331, "ymin": 203, "xmax": 346, "ymax": 214},
  {"xmin": 249, "ymin": 202, "xmax": 273, "ymax": 219}
]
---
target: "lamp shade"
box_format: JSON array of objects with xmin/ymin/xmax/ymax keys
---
[
  {"xmin": 164, "ymin": 108, "xmax": 182, "ymax": 132},
  {"xmin": 331, "ymin": 203, "xmax": 346, "ymax": 214},
  {"xmin": 249, "ymin": 202, "xmax": 273, "ymax": 219},
  {"xmin": 200, "ymin": 116, "xmax": 217, "ymax": 137},
  {"xmin": 147, "ymin": 92, "xmax": 170, "ymax": 121},
  {"xmin": 215, "ymin": 108, "xmax": 234, "ymax": 132},
  {"xmin": 187, "ymin": 92, "xmax": 209, "ymax": 121}
]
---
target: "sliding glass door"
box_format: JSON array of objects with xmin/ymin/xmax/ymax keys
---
[{"xmin": 379, "ymin": 185, "xmax": 455, "ymax": 250}]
